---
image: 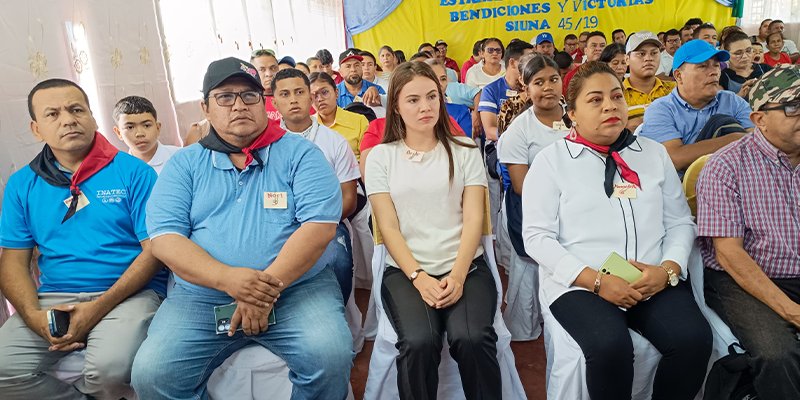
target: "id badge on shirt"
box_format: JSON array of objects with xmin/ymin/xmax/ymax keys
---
[
  {"xmin": 505, "ymin": 89, "xmax": 518, "ymax": 97},
  {"xmin": 552, "ymin": 120, "xmax": 568, "ymax": 131},
  {"xmin": 612, "ymin": 183, "xmax": 638, "ymax": 199},
  {"xmin": 404, "ymin": 149, "xmax": 424, "ymax": 162},
  {"xmin": 63, "ymin": 193, "xmax": 90, "ymax": 213},
  {"xmin": 264, "ymin": 192, "xmax": 288, "ymax": 209}
]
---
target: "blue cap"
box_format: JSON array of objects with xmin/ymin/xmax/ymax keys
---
[
  {"xmin": 672, "ymin": 39, "xmax": 730, "ymax": 71},
  {"xmin": 278, "ymin": 56, "xmax": 296, "ymax": 68},
  {"xmin": 536, "ymin": 32, "xmax": 554, "ymax": 46}
]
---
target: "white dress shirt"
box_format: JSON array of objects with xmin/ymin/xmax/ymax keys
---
[{"xmin": 522, "ymin": 136, "xmax": 695, "ymax": 306}]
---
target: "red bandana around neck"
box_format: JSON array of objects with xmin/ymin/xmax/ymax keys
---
[
  {"xmin": 199, "ymin": 122, "xmax": 286, "ymax": 167},
  {"xmin": 565, "ymin": 128, "xmax": 641, "ymax": 196},
  {"xmin": 28, "ymin": 132, "xmax": 119, "ymax": 222},
  {"xmin": 241, "ymin": 122, "xmax": 286, "ymax": 166}
]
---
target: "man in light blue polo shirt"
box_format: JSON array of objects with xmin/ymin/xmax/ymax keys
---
[
  {"xmin": 640, "ymin": 39, "xmax": 754, "ymax": 171},
  {"xmin": 131, "ymin": 57, "xmax": 352, "ymax": 399},
  {"xmin": 0, "ymin": 79, "xmax": 167, "ymax": 400}
]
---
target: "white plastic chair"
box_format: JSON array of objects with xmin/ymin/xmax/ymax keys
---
[
  {"xmin": 50, "ymin": 272, "xmax": 358, "ymax": 400},
  {"xmin": 542, "ymin": 245, "xmax": 741, "ymax": 400},
  {"xmin": 364, "ymin": 192, "xmax": 526, "ymax": 399}
]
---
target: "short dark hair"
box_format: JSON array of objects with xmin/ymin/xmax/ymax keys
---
[
  {"xmin": 359, "ymin": 50, "xmax": 377, "ymax": 63},
  {"xmin": 315, "ymin": 49, "xmax": 334, "ymax": 65},
  {"xmin": 296, "ymin": 62, "xmax": 309, "ymax": 70},
  {"xmin": 599, "ymin": 43, "xmax": 626, "ymax": 63},
  {"xmin": 586, "ymin": 31, "xmax": 606, "ymax": 42},
  {"xmin": 612, "ymin": 29, "xmax": 625, "ymax": 37},
  {"xmin": 504, "ymin": 40, "xmax": 534, "ymax": 66},
  {"xmin": 769, "ymin": 19, "xmax": 784, "ymax": 28},
  {"xmin": 566, "ymin": 61, "xmax": 619, "ymax": 111},
  {"xmin": 113, "ymin": 95, "xmax": 158, "ymax": 122},
  {"xmin": 686, "ymin": 18, "xmax": 703, "ymax": 26},
  {"xmin": 308, "ymin": 71, "xmax": 337, "ymax": 90},
  {"xmin": 472, "ymin": 39, "xmax": 485, "ymax": 56},
  {"xmin": 271, "ymin": 68, "xmax": 310, "ymax": 93},
  {"xmin": 28, "ymin": 78, "xmax": 90, "ymax": 121},
  {"xmin": 553, "ymin": 51, "xmax": 574, "ymax": 69},
  {"xmin": 564, "ymin": 34, "xmax": 577, "ymax": 43},
  {"xmin": 410, "ymin": 51, "xmax": 432, "ymax": 61},
  {"xmin": 680, "ymin": 25, "xmax": 693, "ymax": 34},
  {"xmin": 665, "ymin": 28, "xmax": 681, "ymax": 38},
  {"xmin": 418, "ymin": 42, "xmax": 435, "ymax": 52},
  {"xmin": 394, "ymin": 50, "xmax": 406, "ymax": 63},
  {"xmin": 693, "ymin": 23, "xmax": 717, "ymax": 39},
  {"xmin": 722, "ymin": 31, "xmax": 751, "ymax": 51}
]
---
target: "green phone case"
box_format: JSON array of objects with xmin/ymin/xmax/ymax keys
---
[{"xmin": 599, "ymin": 252, "xmax": 643, "ymax": 283}]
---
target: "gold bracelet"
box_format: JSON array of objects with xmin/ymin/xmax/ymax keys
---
[{"xmin": 593, "ymin": 270, "xmax": 603, "ymax": 295}]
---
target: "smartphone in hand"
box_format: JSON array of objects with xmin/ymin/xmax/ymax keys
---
[{"xmin": 47, "ymin": 309, "xmax": 70, "ymax": 338}]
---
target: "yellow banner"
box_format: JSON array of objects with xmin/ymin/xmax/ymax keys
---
[{"xmin": 353, "ymin": 0, "xmax": 735, "ymax": 66}]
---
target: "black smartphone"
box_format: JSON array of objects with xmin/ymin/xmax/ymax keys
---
[{"xmin": 47, "ymin": 309, "xmax": 70, "ymax": 337}]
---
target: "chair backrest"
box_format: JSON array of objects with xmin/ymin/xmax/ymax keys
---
[
  {"xmin": 683, "ymin": 154, "xmax": 711, "ymax": 218},
  {"xmin": 371, "ymin": 188, "xmax": 492, "ymax": 245}
]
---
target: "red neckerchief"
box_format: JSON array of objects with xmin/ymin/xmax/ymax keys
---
[
  {"xmin": 241, "ymin": 123, "xmax": 286, "ymax": 166},
  {"xmin": 28, "ymin": 132, "xmax": 118, "ymax": 222},
  {"xmin": 565, "ymin": 128, "xmax": 641, "ymax": 196}
]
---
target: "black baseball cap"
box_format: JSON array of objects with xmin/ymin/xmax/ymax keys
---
[
  {"xmin": 339, "ymin": 48, "xmax": 363, "ymax": 65},
  {"xmin": 202, "ymin": 57, "xmax": 263, "ymax": 98},
  {"xmin": 278, "ymin": 56, "xmax": 296, "ymax": 68}
]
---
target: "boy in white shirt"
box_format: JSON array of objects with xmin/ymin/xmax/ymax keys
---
[{"xmin": 113, "ymin": 96, "xmax": 179, "ymax": 174}]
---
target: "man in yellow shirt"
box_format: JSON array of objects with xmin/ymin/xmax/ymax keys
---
[{"xmin": 624, "ymin": 31, "xmax": 677, "ymax": 132}]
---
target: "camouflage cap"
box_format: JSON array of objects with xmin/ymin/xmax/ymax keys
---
[{"xmin": 748, "ymin": 65, "xmax": 800, "ymax": 111}]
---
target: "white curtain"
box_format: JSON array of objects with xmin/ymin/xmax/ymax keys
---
[
  {"xmin": 0, "ymin": 0, "xmax": 346, "ymax": 203},
  {"xmin": 0, "ymin": 0, "xmax": 179, "ymax": 202}
]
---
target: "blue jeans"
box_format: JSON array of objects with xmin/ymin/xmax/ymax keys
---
[
  {"xmin": 319, "ymin": 223, "xmax": 353, "ymax": 302},
  {"xmin": 131, "ymin": 268, "xmax": 353, "ymax": 400}
]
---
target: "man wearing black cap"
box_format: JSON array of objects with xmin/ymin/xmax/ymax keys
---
[
  {"xmin": 131, "ymin": 57, "xmax": 353, "ymax": 399},
  {"xmin": 336, "ymin": 48, "xmax": 385, "ymax": 117}
]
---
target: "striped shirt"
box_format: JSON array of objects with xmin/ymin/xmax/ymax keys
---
[
  {"xmin": 696, "ymin": 129, "xmax": 800, "ymax": 278},
  {"xmin": 623, "ymin": 77, "xmax": 675, "ymax": 120}
]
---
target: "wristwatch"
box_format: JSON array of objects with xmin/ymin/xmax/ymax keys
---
[
  {"xmin": 662, "ymin": 265, "xmax": 679, "ymax": 287},
  {"xmin": 409, "ymin": 269, "xmax": 425, "ymax": 282}
]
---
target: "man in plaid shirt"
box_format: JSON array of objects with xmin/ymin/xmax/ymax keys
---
[{"xmin": 697, "ymin": 65, "xmax": 800, "ymax": 399}]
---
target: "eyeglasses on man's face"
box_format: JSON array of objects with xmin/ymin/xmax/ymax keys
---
[
  {"xmin": 208, "ymin": 91, "xmax": 264, "ymax": 106},
  {"xmin": 761, "ymin": 100, "xmax": 800, "ymax": 117}
]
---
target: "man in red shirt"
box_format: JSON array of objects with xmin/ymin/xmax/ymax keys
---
[
  {"xmin": 435, "ymin": 40, "xmax": 460, "ymax": 75},
  {"xmin": 461, "ymin": 39, "xmax": 485, "ymax": 83}
]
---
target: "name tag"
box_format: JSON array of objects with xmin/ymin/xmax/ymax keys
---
[
  {"xmin": 263, "ymin": 192, "xmax": 288, "ymax": 209},
  {"xmin": 353, "ymin": 95, "xmax": 363, "ymax": 103},
  {"xmin": 505, "ymin": 89, "xmax": 518, "ymax": 97},
  {"xmin": 63, "ymin": 193, "xmax": 90, "ymax": 213},
  {"xmin": 404, "ymin": 149, "xmax": 424, "ymax": 162},
  {"xmin": 552, "ymin": 120, "xmax": 568, "ymax": 131},
  {"xmin": 612, "ymin": 183, "xmax": 638, "ymax": 199}
]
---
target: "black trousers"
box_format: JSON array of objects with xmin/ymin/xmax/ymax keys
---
[
  {"xmin": 549, "ymin": 282, "xmax": 712, "ymax": 400},
  {"xmin": 381, "ymin": 256, "xmax": 500, "ymax": 400},
  {"xmin": 705, "ymin": 269, "xmax": 800, "ymax": 399}
]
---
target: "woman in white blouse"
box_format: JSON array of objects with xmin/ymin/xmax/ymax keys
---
[
  {"xmin": 365, "ymin": 61, "xmax": 500, "ymax": 399},
  {"xmin": 522, "ymin": 61, "xmax": 711, "ymax": 400},
  {"xmin": 497, "ymin": 54, "xmax": 570, "ymax": 341}
]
